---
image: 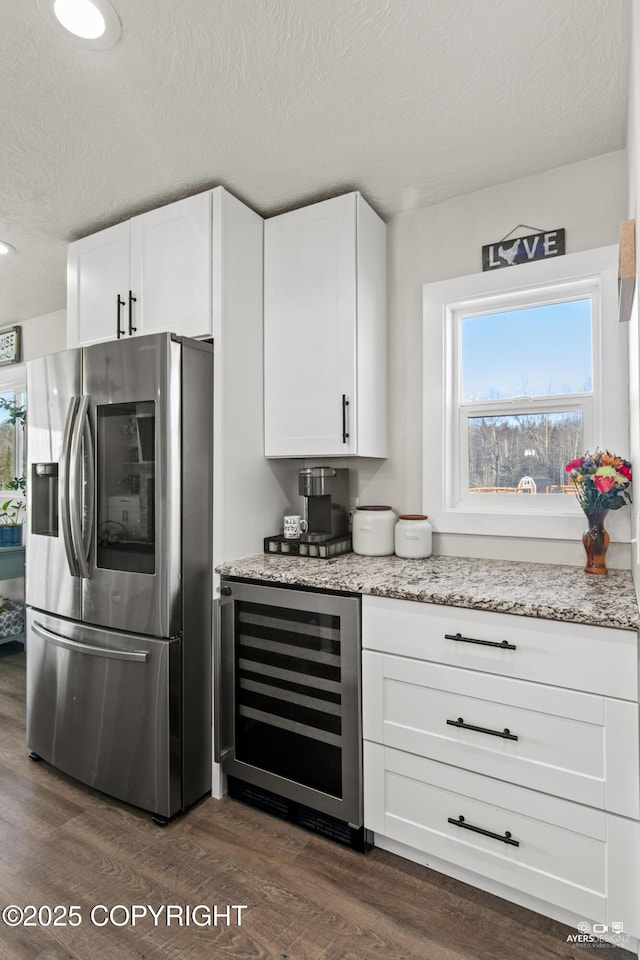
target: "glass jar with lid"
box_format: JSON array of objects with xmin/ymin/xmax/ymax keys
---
[{"xmin": 352, "ymin": 506, "xmax": 396, "ymax": 556}]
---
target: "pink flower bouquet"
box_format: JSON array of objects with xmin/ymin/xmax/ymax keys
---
[{"xmin": 565, "ymin": 450, "xmax": 632, "ymax": 515}]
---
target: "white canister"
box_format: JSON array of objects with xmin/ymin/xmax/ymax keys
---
[
  {"xmin": 352, "ymin": 506, "xmax": 396, "ymax": 556},
  {"xmin": 394, "ymin": 514, "xmax": 432, "ymax": 559}
]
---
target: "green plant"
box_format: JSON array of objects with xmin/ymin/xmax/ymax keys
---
[
  {"xmin": 0, "ymin": 397, "xmax": 26, "ymax": 426},
  {"xmin": 0, "ymin": 498, "xmax": 25, "ymax": 526},
  {"xmin": 7, "ymin": 476, "xmax": 25, "ymax": 493}
]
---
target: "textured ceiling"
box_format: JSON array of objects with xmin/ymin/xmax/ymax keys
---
[{"xmin": 0, "ymin": 0, "xmax": 631, "ymax": 326}]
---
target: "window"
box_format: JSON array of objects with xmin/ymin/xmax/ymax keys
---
[
  {"xmin": 423, "ymin": 246, "xmax": 629, "ymax": 540},
  {"xmin": 0, "ymin": 389, "xmax": 26, "ymax": 494},
  {"xmin": 457, "ymin": 293, "xmax": 594, "ymax": 501}
]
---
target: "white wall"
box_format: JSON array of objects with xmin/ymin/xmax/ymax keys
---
[
  {"xmin": 21, "ymin": 308, "xmax": 66, "ymax": 360},
  {"xmin": 0, "ymin": 308, "xmax": 66, "ymax": 393},
  {"xmin": 0, "ymin": 308, "xmax": 66, "ymax": 600},
  {"xmin": 348, "ymin": 151, "xmax": 630, "ymax": 566}
]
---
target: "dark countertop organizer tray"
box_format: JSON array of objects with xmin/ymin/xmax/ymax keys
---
[{"xmin": 264, "ymin": 534, "xmax": 352, "ymax": 558}]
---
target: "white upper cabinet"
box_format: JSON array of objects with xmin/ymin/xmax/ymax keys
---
[
  {"xmin": 128, "ymin": 193, "xmax": 211, "ymax": 339},
  {"xmin": 67, "ymin": 222, "xmax": 130, "ymax": 347},
  {"xmin": 264, "ymin": 192, "xmax": 387, "ymax": 458},
  {"xmin": 67, "ymin": 192, "xmax": 212, "ymax": 347}
]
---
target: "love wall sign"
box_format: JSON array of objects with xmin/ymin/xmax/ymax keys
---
[{"xmin": 482, "ymin": 228, "xmax": 565, "ymax": 271}]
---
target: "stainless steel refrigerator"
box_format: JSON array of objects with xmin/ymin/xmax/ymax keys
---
[{"xmin": 25, "ymin": 333, "xmax": 213, "ymax": 823}]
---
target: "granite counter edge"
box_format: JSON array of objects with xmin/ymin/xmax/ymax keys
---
[{"xmin": 217, "ymin": 560, "xmax": 640, "ymax": 632}]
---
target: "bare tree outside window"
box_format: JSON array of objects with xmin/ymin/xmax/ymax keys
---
[{"xmin": 468, "ymin": 412, "xmax": 583, "ymax": 493}]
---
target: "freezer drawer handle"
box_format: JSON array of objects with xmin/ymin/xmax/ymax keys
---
[
  {"xmin": 32, "ymin": 622, "xmax": 150, "ymax": 662},
  {"xmin": 445, "ymin": 632, "xmax": 517, "ymax": 651},
  {"xmin": 448, "ymin": 815, "xmax": 520, "ymax": 847},
  {"xmin": 447, "ymin": 717, "xmax": 518, "ymax": 741}
]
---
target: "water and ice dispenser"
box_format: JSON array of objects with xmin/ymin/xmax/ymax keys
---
[{"xmin": 31, "ymin": 462, "xmax": 58, "ymax": 537}]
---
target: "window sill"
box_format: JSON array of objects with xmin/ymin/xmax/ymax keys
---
[{"xmin": 436, "ymin": 502, "xmax": 631, "ymax": 542}]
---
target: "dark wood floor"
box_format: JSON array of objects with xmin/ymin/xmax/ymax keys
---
[{"xmin": 0, "ymin": 641, "xmax": 632, "ymax": 960}]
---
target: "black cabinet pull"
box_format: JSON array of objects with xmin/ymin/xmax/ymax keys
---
[
  {"xmin": 116, "ymin": 294, "xmax": 126, "ymax": 338},
  {"xmin": 447, "ymin": 717, "xmax": 518, "ymax": 741},
  {"xmin": 448, "ymin": 815, "xmax": 519, "ymax": 847},
  {"xmin": 341, "ymin": 394, "xmax": 350, "ymax": 443},
  {"xmin": 445, "ymin": 632, "xmax": 516, "ymax": 651},
  {"xmin": 128, "ymin": 290, "xmax": 137, "ymax": 335}
]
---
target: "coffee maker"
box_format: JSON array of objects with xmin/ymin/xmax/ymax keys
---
[{"xmin": 299, "ymin": 466, "xmax": 350, "ymax": 542}]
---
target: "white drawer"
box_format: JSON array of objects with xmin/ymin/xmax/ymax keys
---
[
  {"xmin": 363, "ymin": 652, "xmax": 640, "ymax": 818},
  {"xmin": 364, "ymin": 743, "xmax": 640, "ymax": 932},
  {"xmin": 362, "ymin": 595, "xmax": 638, "ymax": 700}
]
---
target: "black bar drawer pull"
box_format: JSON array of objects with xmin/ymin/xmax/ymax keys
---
[
  {"xmin": 448, "ymin": 815, "xmax": 519, "ymax": 847},
  {"xmin": 445, "ymin": 632, "xmax": 516, "ymax": 651},
  {"xmin": 341, "ymin": 394, "xmax": 350, "ymax": 443},
  {"xmin": 447, "ymin": 717, "xmax": 518, "ymax": 741}
]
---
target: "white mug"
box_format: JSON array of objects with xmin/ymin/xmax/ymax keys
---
[{"xmin": 283, "ymin": 515, "xmax": 308, "ymax": 539}]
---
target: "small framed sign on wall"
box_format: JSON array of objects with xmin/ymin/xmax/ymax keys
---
[
  {"xmin": 482, "ymin": 228, "xmax": 565, "ymax": 271},
  {"xmin": 0, "ymin": 326, "xmax": 21, "ymax": 366}
]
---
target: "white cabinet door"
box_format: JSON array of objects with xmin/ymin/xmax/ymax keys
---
[
  {"xmin": 363, "ymin": 650, "xmax": 640, "ymax": 818},
  {"xmin": 67, "ymin": 193, "xmax": 213, "ymax": 347},
  {"xmin": 264, "ymin": 192, "xmax": 386, "ymax": 458},
  {"xmin": 364, "ymin": 742, "xmax": 614, "ymax": 927},
  {"xmin": 67, "ymin": 223, "xmax": 130, "ymax": 348},
  {"xmin": 129, "ymin": 192, "xmax": 212, "ymax": 340},
  {"xmin": 362, "ymin": 595, "xmax": 639, "ymax": 700}
]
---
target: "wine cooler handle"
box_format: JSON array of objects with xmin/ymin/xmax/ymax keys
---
[{"xmin": 213, "ymin": 593, "xmax": 235, "ymax": 764}]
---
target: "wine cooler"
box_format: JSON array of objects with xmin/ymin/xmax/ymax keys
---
[{"xmin": 215, "ymin": 579, "xmax": 367, "ymax": 848}]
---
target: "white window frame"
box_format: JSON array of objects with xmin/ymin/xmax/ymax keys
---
[
  {"xmin": 423, "ymin": 245, "xmax": 629, "ymax": 541},
  {"xmin": 0, "ymin": 370, "xmax": 26, "ymax": 504}
]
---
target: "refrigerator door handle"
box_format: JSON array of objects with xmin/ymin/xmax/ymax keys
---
[
  {"xmin": 81, "ymin": 397, "xmax": 95, "ymax": 566},
  {"xmin": 69, "ymin": 395, "xmax": 92, "ymax": 579},
  {"xmin": 60, "ymin": 396, "xmax": 81, "ymax": 577},
  {"xmin": 32, "ymin": 621, "xmax": 150, "ymax": 662}
]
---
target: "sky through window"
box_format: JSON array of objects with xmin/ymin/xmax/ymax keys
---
[{"xmin": 460, "ymin": 298, "xmax": 592, "ymax": 402}]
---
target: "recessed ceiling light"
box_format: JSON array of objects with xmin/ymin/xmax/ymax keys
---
[
  {"xmin": 0, "ymin": 242, "xmax": 15, "ymax": 256},
  {"xmin": 37, "ymin": 0, "xmax": 121, "ymax": 49},
  {"xmin": 54, "ymin": 0, "xmax": 106, "ymax": 39}
]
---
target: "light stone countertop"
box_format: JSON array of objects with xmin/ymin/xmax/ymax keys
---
[{"xmin": 217, "ymin": 552, "xmax": 640, "ymax": 631}]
